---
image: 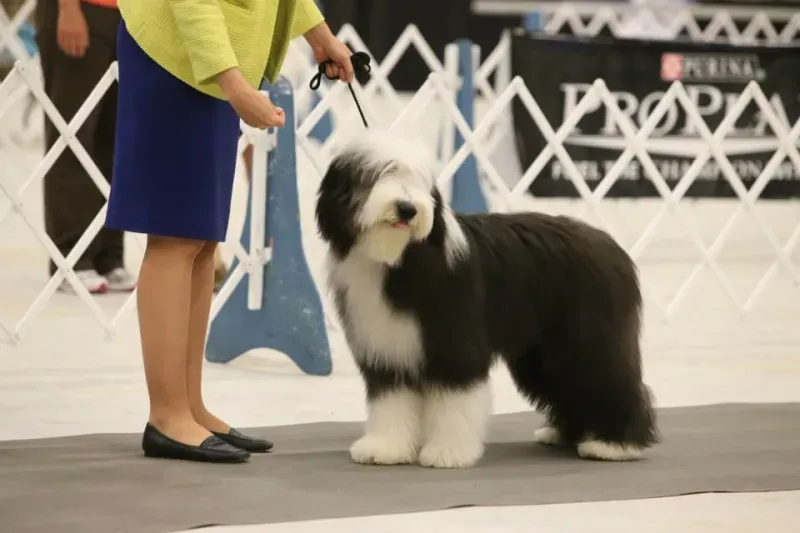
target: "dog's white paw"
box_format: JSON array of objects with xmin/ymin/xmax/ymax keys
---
[
  {"xmin": 577, "ymin": 439, "xmax": 644, "ymax": 461},
  {"xmin": 533, "ymin": 425, "xmax": 564, "ymax": 446},
  {"xmin": 418, "ymin": 441, "xmax": 484, "ymax": 469},
  {"xmin": 349, "ymin": 435, "xmax": 417, "ymax": 465}
]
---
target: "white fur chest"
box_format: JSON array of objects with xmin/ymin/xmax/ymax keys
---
[{"xmin": 327, "ymin": 254, "xmax": 424, "ymax": 374}]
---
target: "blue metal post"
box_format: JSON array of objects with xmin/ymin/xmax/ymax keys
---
[
  {"xmin": 450, "ymin": 39, "xmax": 488, "ymax": 214},
  {"xmin": 206, "ymin": 76, "xmax": 332, "ymax": 376},
  {"xmin": 524, "ymin": 10, "xmax": 543, "ymax": 32}
]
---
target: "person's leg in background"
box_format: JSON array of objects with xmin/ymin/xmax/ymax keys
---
[
  {"xmin": 213, "ymin": 242, "xmax": 228, "ymax": 291},
  {"xmin": 212, "ymin": 143, "xmax": 252, "ymax": 291},
  {"xmin": 36, "ymin": 0, "xmax": 133, "ymax": 294},
  {"xmin": 92, "ymin": 67, "xmax": 136, "ymax": 291},
  {"xmin": 213, "ymin": 248, "xmax": 227, "ymax": 290}
]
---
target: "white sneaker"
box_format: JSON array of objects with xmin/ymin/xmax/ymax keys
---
[
  {"xmin": 58, "ymin": 269, "xmax": 109, "ymax": 294},
  {"xmin": 105, "ymin": 267, "xmax": 137, "ymax": 292}
]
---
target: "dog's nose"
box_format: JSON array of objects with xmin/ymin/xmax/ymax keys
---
[{"xmin": 394, "ymin": 200, "xmax": 417, "ymax": 222}]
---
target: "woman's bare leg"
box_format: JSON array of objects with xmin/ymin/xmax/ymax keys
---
[
  {"xmin": 187, "ymin": 146, "xmax": 271, "ymax": 452},
  {"xmin": 139, "ymin": 235, "xmax": 212, "ymax": 444},
  {"xmin": 186, "ymin": 241, "xmax": 231, "ymax": 433}
]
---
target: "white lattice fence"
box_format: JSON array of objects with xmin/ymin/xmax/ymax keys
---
[
  {"xmin": 0, "ymin": 58, "xmax": 279, "ymax": 344},
  {"xmin": 0, "ymin": 22, "xmax": 513, "ymax": 344},
  {"xmin": 0, "ymin": 0, "xmax": 34, "ymax": 65},
  {"xmin": 300, "ymin": 66, "xmax": 800, "ymax": 319},
  {"xmin": 0, "ymin": 21, "xmax": 509, "ymax": 162},
  {"xmin": 474, "ymin": 1, "xmax": 800, "ymax": 43},
  {"xmin": 2, "ymin": 19, "xmax": 799, "ymax": 346},
  {"xmin": 0, "ymin": 60, "xmax": 121, "ymax": 343},
  {"xmin": 291, "ymin": 23, "xmax": 519, "ymax": 198},
  {"xmin": 0, "ymin": 0, "xmax": 39, "ymax": 147},
  {"xmin": 294, "ymin": 23, "xmax": 462, "ymax": 169}
]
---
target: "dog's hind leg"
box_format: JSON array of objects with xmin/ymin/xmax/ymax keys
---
[
  {"xmin": 504, "ymin": 350, "xmax": 571, "ymax": 448},
  {"xmin": 508, "ymin": 309, "xmax": 658, "ymax": 461},
  {"xmin": 573, "ymin": 373, "xmax": 658, "ymax": 462},
  {"xmin": 417, "ymin": 379, "xmax": 492, "ymax": 469},
  {"xmin": 575, "ymin": 316, "xmax": 658, "ymax": 461},
  {"xmin": 548, "ymin": 313, "xmax": 658, "ymax": 461}
]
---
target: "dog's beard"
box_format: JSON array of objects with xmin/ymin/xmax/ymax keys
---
[
  {"xmin": 355, "ymin": 176, "xmax": 434, "ymax": 266},
  {"xmin": 357, "ymin": 225, "xmax": 413, "ymax": 266}
]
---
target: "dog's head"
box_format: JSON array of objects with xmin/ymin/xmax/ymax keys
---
[{"xmin": 315, "ymin": 130, "xmax": 466, "ymax": 266}]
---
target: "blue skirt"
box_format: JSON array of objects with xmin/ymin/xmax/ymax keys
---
[{"xmin": 105, "ymin": 22, "xmax": 241, "ymax": 242}]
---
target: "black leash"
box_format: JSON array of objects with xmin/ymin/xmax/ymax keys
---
[{"xmin": 309, "ymin": 51, "xmax": 371, "ymax": 128}]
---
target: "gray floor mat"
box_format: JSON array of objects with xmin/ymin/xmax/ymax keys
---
[{"xmin": 1, "ymin": 403, "xmax": 799, "ymax": 533}]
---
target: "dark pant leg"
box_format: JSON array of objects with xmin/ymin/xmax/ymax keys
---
[
  {"xmin": 36, "ymin": 2, "xmax": 120, "ymax": 276},
  {"xmin": 91, "ymin": 17, "xmax": 124, "ymax": 275}
]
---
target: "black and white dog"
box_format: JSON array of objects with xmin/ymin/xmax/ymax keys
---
[{"xmin": 315, "ymin": 130, "xmax": 658, "ymax": 469}]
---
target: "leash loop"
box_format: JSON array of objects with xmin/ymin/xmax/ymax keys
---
[{"xmin": 309, "ymin": 51, "xmax": 371, "ymax": 128}]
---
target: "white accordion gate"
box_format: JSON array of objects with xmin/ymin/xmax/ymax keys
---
[
  {"xmin": 304, "ymin": 67, "xmax": 800, "ymax": 320},
  {"xmin": 1, "ymin": 21, "xmax": 799, "ymax": 346},
  {"xmin": 0, "ymin": 58, "xmax": 278, "ymax": 345},
  {"xmin": 474, "ymin": 1, "xmax": 800, "ymax": 44},
  {"xmin": 0, "ymin": 0, "xmax": 34, "ymax": 66}
]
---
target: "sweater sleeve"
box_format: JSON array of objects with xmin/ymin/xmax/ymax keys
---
[
  {"xmin": 167, "ymin": 0, "xmax": 239, "ymax": 85},
  {"xmin": 292, "ymin": 0, "xmax": 325, "ymax": 39}
]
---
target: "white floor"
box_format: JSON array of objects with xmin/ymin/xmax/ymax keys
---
[
  {"xmin": 2, "ymin": 88, "xmax": 800, "ymax": 532},
  {"xmin": 173, "ymin": 492, "xmax": 800, "ymax": 533}
]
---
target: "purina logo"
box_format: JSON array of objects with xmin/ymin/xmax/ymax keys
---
[{"xmin": 660, "ymin": 53, "xmax": 766, "ymax": 83}]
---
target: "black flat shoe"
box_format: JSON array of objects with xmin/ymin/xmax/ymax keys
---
[
  {"xmin": 212, "ymin": 428, "xmax": 274, "ymax": 453},
  {"xmin": 142, "ymin": 423, "xmax": 250, "ymax": 463}
]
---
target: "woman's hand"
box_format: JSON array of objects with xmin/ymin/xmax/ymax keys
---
[
  {"xmin": 57, "ymin": 0, "xmax": 89, "ymax": 58},
  {"xmin": 305, "ymin": 22, "xmax": 354, "ymax": 83},
  {"xmin": 217, "ymin": 68, "xmax": 285, "ymax": 129}
]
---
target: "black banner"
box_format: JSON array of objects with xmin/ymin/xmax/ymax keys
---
[{"xmin": 510, "ymin": 33, "xmax": 800, "ymax": 198}]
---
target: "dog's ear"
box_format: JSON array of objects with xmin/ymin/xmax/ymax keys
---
[
  {"xmin": 316, "ymin": 160, "xmax": 358, "ymax": 257},
  {"xmin": 425, "ymin": 187, "xmax": 447, "ymax": 248}
]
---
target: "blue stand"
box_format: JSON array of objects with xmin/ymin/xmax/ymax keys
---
[
  {"xmin": 0, "ymin": 22, "xmax": 38, "ymax": 64},
  {"xmin": 19, "ymin": 22, "xmax": 38, "ymax": 56},
  {"xmin": 450, "ymin": 39, "xmax": 488, "ymax": 214},
  {"xmin": 524, "ymin": 10, "xmax": 543, "ymax": 32},
  {"xmin": 309, "ymin": 89, "xmax": 333, "ymax": 143},
  {"xmin": 206, "ymin": 76, "xmax": 332, "ymax": 376}
]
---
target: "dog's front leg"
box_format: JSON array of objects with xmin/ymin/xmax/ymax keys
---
[
  {"xmin": 350, "ymin": 387, "xmax": 423, "ymax": 465},
  {"xmin": 418, "ymin": 380, "xmax": 492, "ymax": 468}
]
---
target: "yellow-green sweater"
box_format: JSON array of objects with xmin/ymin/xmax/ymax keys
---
[{"xmin": 117, "ymin": 0, "xmax": 324, "ymax": 99}]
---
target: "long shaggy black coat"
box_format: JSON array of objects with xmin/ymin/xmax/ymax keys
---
[{"xmin": 315, "ymin": 134, "xmax": 658, "ymax": 467}]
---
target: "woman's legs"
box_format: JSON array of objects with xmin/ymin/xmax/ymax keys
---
[
  {"xmin": 186, "ymin": 241, "xmax": 231, "ymax": 433},
  {"xmin": 138, "ymin": 235, "xmax": 212, "ymax": 445},
  {"xmin": 183, "ymin": 238, "xmax": 274, "ymax": 453}
]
